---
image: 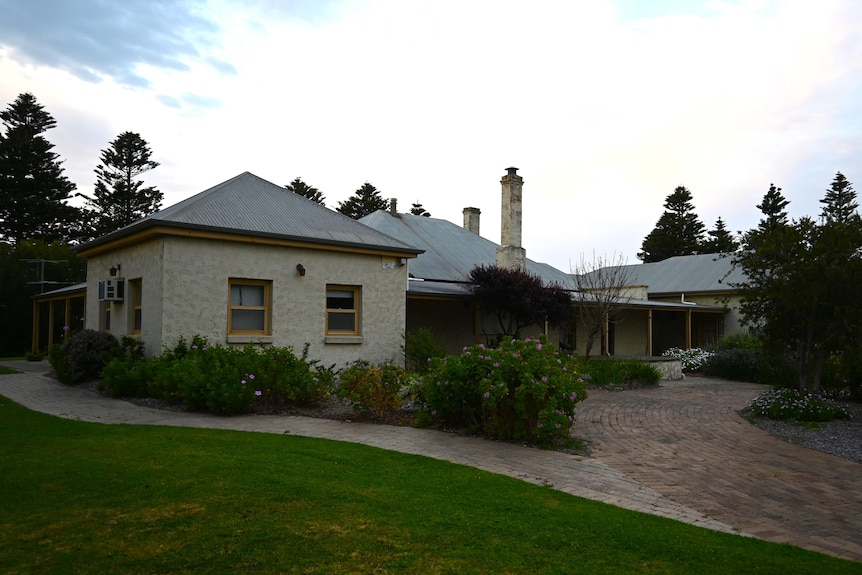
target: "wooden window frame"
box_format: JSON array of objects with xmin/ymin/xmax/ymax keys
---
[
  {"xmin": 228, "ymin": 279, "xmax": 272, "ymax": 336},
  {"xmin": 130, "ymin": 278, "xmax": 142, "ymax": 335},
  {"xmin": 103, "ymin": 301, "xmax": 112, "ymax": 333},
  {"xmin": 325, "ymin": 285, "xmax": 361, "ymax": 336}
]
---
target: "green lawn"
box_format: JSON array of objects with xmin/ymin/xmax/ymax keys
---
[{"xmin": 1, "ymin": 396, "xmax": 859, "ymax": 575}]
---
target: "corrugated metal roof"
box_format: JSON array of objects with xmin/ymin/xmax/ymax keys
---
[
  {"xmin": 32, "ymin": 282, "xmax": 87, "ymax": 299},
  {"xmin": 360, "ymin": 210, "xmax": 576, "ymax": 289},
  {"xmin": 77, "ymin": 172, "xmax": 422, "ymax": 255},
  {"xmin": 614, "ymin": 253, "xmax": 746, "ymax": 294}
]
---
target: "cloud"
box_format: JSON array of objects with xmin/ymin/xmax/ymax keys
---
[
  {"xmin": 0, "ymin": 0, "xmax": 235, "ymax": 88},
  {"xmin": 156, "ymin": 92, "xmax": 222, "ymax": 112}
]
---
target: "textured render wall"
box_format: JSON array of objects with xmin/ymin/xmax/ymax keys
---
[
  {"xmin": 161, "ymin": 237, "xmax": 408, "ymax": 366},
  {"xmin": 613, "ymin": 309, "xmax": 649, "ymax": 356},
  {"xmin": 84, "ymin": 239, "xmax": 166, "ymax": 356}
]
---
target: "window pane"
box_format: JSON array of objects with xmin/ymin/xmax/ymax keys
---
[
  {"xmin": 231, "ymin": 284, "xmax": 264, "ymax": 306},
  {"xmin": 134, "ymin": 309, "xmax": 142, "ymax": 331},
  {"xmin": 326, "ymin": 290, "xmax": 354, "ymax": 310},
  {"xmin": 232, "ymin": 309, "xmax": 265, "ymax": 331},
  {"xmin": 328, "ymin": 311, "xmax": 355, "ymax": 331}
]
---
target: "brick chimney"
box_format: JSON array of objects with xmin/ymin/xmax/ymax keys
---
[
  {"xmin": 496, "ymin": 167, "xmax": 526, "ymax": 271},
  {"xmin": 389, "ymin": 198, "xmax": 397, "ymax": 214},
  {"xmin": 463, "ymin": 207, "xmax": 481, "ymax": 235}
]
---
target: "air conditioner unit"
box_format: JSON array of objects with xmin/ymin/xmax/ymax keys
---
[{"xmin": 98, "ymin": 279, "xmax": 125, "ymax": 302}]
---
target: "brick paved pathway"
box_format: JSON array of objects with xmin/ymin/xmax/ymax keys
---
[
  {"xmin": 573, "ymin": 376, "xmax": 862, "ymax": 562},
  {"xmin": 1, "ymin": 363, "xmax": 860, "ymax": 561}
]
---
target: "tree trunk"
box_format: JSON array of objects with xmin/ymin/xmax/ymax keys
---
[{"xmin": 810, "ymin": 347, "xmax": 827, "ymax": 395}]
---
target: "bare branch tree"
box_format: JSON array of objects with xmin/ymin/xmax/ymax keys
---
[{"xmin": 571, "ymin": 253, "xmax": 635, "ymax": 359}]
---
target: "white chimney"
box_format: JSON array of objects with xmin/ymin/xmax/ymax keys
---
[
  {"xmin": 463, "ymin": 207, "xmax": 481, "ymax": 235},
  {"xmin": 496, "ymin": 167, "xmax": 526, "ymax": 271}
]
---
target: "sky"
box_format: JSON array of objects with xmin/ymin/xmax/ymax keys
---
[{"xmin": 1, "ymin": 0, "xmax": 861, "ymax": 272}]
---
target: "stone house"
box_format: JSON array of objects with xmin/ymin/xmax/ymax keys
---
[
  {"xmin": 70, "ymin": 172, "xmax": 423, "ymax": 366},
  {"xmin": 33, "ymin": 169, "xmax": 745, "ymax": 360}
]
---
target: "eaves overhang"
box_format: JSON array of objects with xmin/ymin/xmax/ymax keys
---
[{"xmin": 76, "ymin": 220, "xmax": 425, "ymax": 259}]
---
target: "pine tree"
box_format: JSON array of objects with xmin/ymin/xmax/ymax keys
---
[
  {"xmin": 0, "ymin": 93, "xmax": 80, "ymax": 244},
  {"xmin": 703, "ymin": 217, "xmax": 738, "ymax": 253},
  {"xmin": 336, "ymin": 182, "xmax": 388, "ymax": 219},
  {"xmin": 638, "ymin": 186, "xmax": 706, "ymax": 262},
  {"xmin": 285, "ymin": 177, "xmax": 325, "ymax": 205},
  {"xmin": 410, "ymin": 202, "xmax": 431, "ymax": 217},
  {"xmin": 756, "ymin": 183, "xmax": 790, "ymax": 233},
  {"xmin": 820, "ymin": 172, "xmax": 858, "ymax": 224},
  {"xmin": 734, "ymin": 177, "xmax": 862, "ymax": 392},
  {"xmin": 83, "ymin": 131, "xmax": 161, "ymax": 238}
]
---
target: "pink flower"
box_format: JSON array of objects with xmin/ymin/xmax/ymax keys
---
[{"xmin": 255, "ymin": 390, "xmax": 262, "ymax": 396}]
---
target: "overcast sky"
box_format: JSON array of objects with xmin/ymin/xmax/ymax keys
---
[{"xmin": 1, "ymin": 0, "xmax": 860, "ymax": 271}]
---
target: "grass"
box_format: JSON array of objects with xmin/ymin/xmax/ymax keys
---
[
  {"xmin": 0, "ymin": 357, "xmax": 24, "ymax": 375},
  {"xmin": 1, "ymin": 397, "xmax": 860, "ymax": 574}
]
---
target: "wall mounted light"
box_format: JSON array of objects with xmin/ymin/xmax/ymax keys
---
[
  {"xmin": 296, "ymin": 264, "xmax": 306, "ymax": 277},
  {"xmin": 109, "ymin": 264, "xmax": 121, "ymax": 277}
]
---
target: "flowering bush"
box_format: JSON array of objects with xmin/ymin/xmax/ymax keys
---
[
  {"xmin": 661, "ymin": 347, "xmax": 714, "ymax": 372},
  {"xmin": 749, "ymin": 388, "xmax": 851, "ymax": 422},
  {"xmin": 421, "ymin": 337, "xmax": 586, "ymax": 443},
  {"xmin": 98, "ymin": 336, "xmax": 333, "ymax": 415},
  {"xmin": 335, "ymin": 360, "xmax": 410, "ymax": 417},
  {"xmin": 49, "ymin": 329, "xmax": 120, "ymax": 384}
]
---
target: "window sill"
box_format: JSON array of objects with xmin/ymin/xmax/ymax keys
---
[
  {"xmin": 226, "ymin": 335, "xmax": 274, "ymax": 345},
  {"xmin": 324, "ymin": 335, "xmax": 364, "ymax": 345}
]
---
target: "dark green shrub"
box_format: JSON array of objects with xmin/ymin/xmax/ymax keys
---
[
  {"xmin": 181, "ymin": 345, "xmax": 258, "ymax": 415},
  {"xmin": 819, "ymin": 352, "xmax": 862, "ymax": 400},
  {"xmin": 702, "ymin": 348, "xmax": 762, "ymax": 382},
  {"xmin": 422, "ymin": 337, "xmax": 585, "ymax": 443},
  {"xmin": 24, "ymin": 351, "xmax": 43, "ymax": 362},
  {"xmin": 253, "ymin": 344, "xmax": 333, "ymax": 409},
  {"xmin": 758, "ymin": 353, "xmax": 797, "ymax": 388},
  {"xmin": 718, "ymin": 332, "xmax": 763, "ymax": 350},
  {"xmin": 94, "ymin": 335, "xmax": 336, "ymax": 415},
  {"xmin": 98, "ymin": 356, "xmax": 149, "ymax": 398},
  {"xmin": 335, "ymin": 360, "xmax": 409, "ymax": 417},
  {"xmin": 618, "ymin": 360, "xmax": 661, "ymax": 387},
  {"xmin": 50, "ymin": 329, "xmax": 119, "ymax": 384},
  {"xmin": 404, "ymin": 327, "xmax": 447, "ymax": 373},
  {"xmin": 119, "ymin": 336, "xmax": 146, "ymax": 361},
  {"xmin": 47, "ymin": 344, "xmax": 68, "ymax": 382},
  {"xmin": 750, "ymin": 388, "xmax": 850, "ymax": 422},
  {"xmin": 581, "ymin": 358, "xmax": 660, "ymax": 388}
]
